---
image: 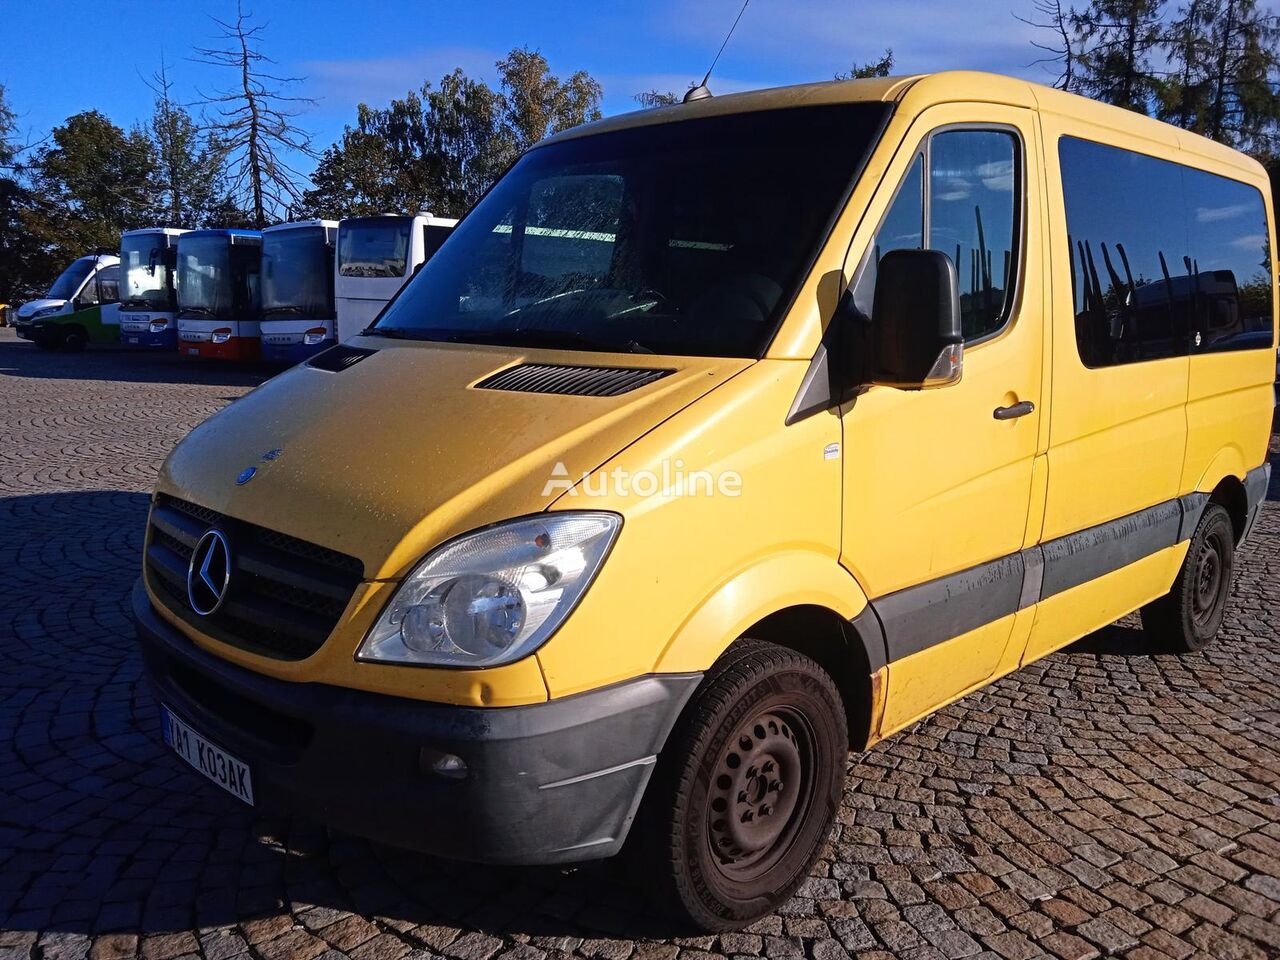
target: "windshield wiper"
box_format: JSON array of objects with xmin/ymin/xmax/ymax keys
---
[
  {"xmin": 262, "ymin": 306, "xmax": 306, "ymax": 317},
  {"xmin": 360, "ymin": 326, "xmax": 418, "ymax": 339},
  {"xmin": 177, "ymin": 306, "xmax": 217, "ymax": 318}
]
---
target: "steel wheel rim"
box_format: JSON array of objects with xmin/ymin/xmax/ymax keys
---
[
  {"xmin": 705, "ymin": 707, "xmax": 816, "ymax": 882},
  {"xmin": 1191, "ymin": 528, "xmax": 1227, "ymax": 628}
]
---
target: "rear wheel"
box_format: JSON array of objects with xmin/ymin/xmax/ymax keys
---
[
  {"xmin": 638, "ymin": 640, "xmax": 847, "ymax": 931},
  {"xmin": 1140, "ymin": 503, "xmax": 1235, "ymax": 652}
]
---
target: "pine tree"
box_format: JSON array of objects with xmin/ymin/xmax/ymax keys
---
[{"xmin": 1073, "ymin": 0, "xmax": 1166, "ymax": 113}]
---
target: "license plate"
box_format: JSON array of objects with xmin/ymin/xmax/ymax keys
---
[
  {"xmin": 161, "ymin": 705, "xmax": 254, "ymax": 805},
  {"xmin": 187, "ymin": 347, "xmax": 200, "ymax": 355},
  {"xmin": 127, "ymin": 336, "xmax": 139, "ymax": 343}
]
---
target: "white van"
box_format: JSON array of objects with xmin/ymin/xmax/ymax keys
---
[
  {"xmin": 14, "ymin": 254, "xmax": 122, "ymax": 350},
  {"xmin": 334, "ymin": 214, "xmax": 456, "ymax": 340}
]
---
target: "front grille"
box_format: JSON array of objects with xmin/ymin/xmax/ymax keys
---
[{"xmin": 144, "ymin": 494, "xmax": 364, "ymax": 660}]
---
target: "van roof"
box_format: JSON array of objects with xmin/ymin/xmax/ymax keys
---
[{"xmin": 542, "ymin": 70, "xmax": 1262, "ymax": 176}]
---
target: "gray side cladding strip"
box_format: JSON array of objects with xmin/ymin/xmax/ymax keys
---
[
  {"xmin": 863, "ymin": 480, "xmax": 1258, "ymax": 664},
  {"xmin": 1038, "ymin": 499, "xmax": 1181, "ymax": 600}
]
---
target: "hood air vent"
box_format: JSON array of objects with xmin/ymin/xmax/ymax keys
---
[
  {"xmin": 476, "ymin": 363, "xmax": 672, "ymax": 397},
  {"xmin": 307, "ymin": 344, "xmax": 376, "ymax": 372}
]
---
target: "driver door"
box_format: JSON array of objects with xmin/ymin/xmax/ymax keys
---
[{"xmin": 839, "ymin": 104, "xmax": 1048, "ymax": 734}]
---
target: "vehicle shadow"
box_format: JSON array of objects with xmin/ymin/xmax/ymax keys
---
[
  {"xmin": 0, "ymin": 489, "xmax": 681, "ymax": 944},
  {"xmin": 0, "ymin": 332, "xmax": 279, "ymax": 388}
]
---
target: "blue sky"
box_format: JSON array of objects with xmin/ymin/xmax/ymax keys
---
[{"xmin": 4, "ymin": 0, "xmax": 1085, "ymax": 178}]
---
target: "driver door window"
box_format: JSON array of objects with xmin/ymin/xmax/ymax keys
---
[{"xmin": 855, "ymin": 128, "xmax": 1019, "ymax": 343}]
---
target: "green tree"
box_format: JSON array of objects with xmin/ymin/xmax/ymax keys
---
[
  {"xmin": 1201, "ymin": 0, "xmax": 1280, "ymax": 153},
  {"xmin": 147, "ymin": 58, "xmax": 236, "ymax": 227},
  {"xmin": 836, "ymin": 49, "xmax": 895, "ymax": 80},
  {"xmin": 0, "ymin": 84, "xmax": 43, "ymax": 304},
  {"xmin": 300, "ymin": 49, "xmax": 603, "ymax": 220},
  {"xmin": 634, "ymin": 89, "xmax": 681, "ymax": 109},
  {"xmin": 1072, "ymin": 0, "xmax": 1166, "ymax": 113},
  {"xmin": 21, "ymin": 111, "xmax": 160, "ymax": 280}
]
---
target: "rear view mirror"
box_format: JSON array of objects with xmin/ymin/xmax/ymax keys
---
[{"xmin": 869, "ymin": 249, "xmax": 964, "ymax": 389}]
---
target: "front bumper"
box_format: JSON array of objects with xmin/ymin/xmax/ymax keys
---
[
  {"xmin": 121, "ymin": 327, "xmax": 178, "ymax": 349},
  {"xmin": 179, "ymin": 337, "xmax": 260, "ymax": 361},
  {"xmin": 133, "ymin": 580, "xmax": 700, "ymax": 864},
  {"xmin": 261, "ymin": 337, "xmax": 335, "ymax": 364}
]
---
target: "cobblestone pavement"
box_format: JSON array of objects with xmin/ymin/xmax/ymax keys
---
[{"xmin": 2, "ymin": 328, "xmax": 1279, "ymax": 960}]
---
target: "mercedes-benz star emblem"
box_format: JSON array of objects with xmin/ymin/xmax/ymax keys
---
[{"xmin": 187, "ymin": 529, "xmax": 232, "ymax": 616}]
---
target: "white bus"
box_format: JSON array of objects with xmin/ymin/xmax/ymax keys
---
[
  {"xmin": 259, "ymin": 220, "xmax": 338, "ymax": 363},
  {"xmin": 334, "ymin": 213, "xmax": 456, "ymax": 341},
  {"xmin": 118, "ymin": 228, "xmax": 187, "ymax": 349}
]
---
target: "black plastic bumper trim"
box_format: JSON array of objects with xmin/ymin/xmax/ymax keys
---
[{"xmin": 133, "ymin": 579, "xmax": 702, "ymax": 865}]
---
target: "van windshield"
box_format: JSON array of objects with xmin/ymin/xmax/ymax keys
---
[
  {"xmin": 120, "ymin": 234, "xmax": 176, "ymax": 311},
  {"xmin": 263, "ymin": 227, "xmax": 333, "ymax": 318},
  {"xmin": 373, "ymin": 103, "xmax": 890, "ymax": 357},
  {"xmin": 46, "ymin": 259, "xmax": 95, "ymax": 300},
  {"xmin": 339, "ymin": 219, "xmax": 410, "ymax": 278}
]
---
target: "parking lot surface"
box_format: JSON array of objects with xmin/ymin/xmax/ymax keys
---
[{"xmin": 2, "ymin": 328, "xmax": 1279, "ymax": 960}]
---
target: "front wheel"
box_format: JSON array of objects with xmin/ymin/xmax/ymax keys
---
[
  {"xmin": 61, "ymin": 327, "xmax": 87, "ymax": 352},
  {"xmin": 1141, "ymin": 503, "xmax": 1235, "ymax": 652},
  {"xmin": 638, "ymin": 640, "xmax": 847, "ymax": 931}
]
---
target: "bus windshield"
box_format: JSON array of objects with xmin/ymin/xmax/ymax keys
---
[
  {"xmin": 373, "ymin": 103, "xmax": 890, "ymax": 358},
  {"xmin": 120, "ymin": 235, "xmax": 176, "ymax": 311},
  {"xmin": 339, "ymin": 219, "xmax": 410, "ymax": 278},
  {"xmin": 263, "ymin": 227, "xmax": 333, "ymax": 318},
  {"xmin": 177, "ymin": 236, "xmax": 261, "ymax": 319},
  {"xmin": 46, "ymin": 259, "xmax": 95, "ymax": 300}
]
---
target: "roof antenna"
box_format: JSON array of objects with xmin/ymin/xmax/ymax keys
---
[{"xmin": 684, "ymin": 0, "xmax": 751, "ymax": 103}]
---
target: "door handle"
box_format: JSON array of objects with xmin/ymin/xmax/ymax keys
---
[{"xmin": 993, "ymin": 400, "xmax": 1035, "ymax": 420}]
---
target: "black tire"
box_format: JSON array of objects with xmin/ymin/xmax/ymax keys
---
[
  {"xmin": 1140, "ymin": 503, "xmax": 1235, "ymax": 652},
  {"xmin": 61, "ymin": 327, "xmax": 87, "ymax": 352},
  {"xmin": 638, "ymin": 639, "xmax": 847, "ymax": 931}
]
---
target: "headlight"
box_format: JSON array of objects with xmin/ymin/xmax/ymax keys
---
[
  {"xmin": 211, "ymin": 327, "xmax": 232, "ymax": 344},
  {"xmin": 149, "ymin": 319, "xmax": 169, "ymax": 332},
  {"xmin": 303, "ymin": 327, "xmax": 327, "ymax": 345},
  {"xmin": 29, "ymin": 306, "xmax": 60, "ymax": 320},
  {"xmin": 357, "ymin": 513, "xmax": 621, "ymax": 668}
]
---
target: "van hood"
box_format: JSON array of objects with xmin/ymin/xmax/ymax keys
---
[
  {"xmin": 17, "ymin": 298, "xmax": 66, "ymax": 318},
  {"xmin": 157, "ymin": 338, "xmax": 750, "ymax": 579}
]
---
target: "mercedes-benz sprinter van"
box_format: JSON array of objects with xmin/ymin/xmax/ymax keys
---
[{"xmin": 134, "ymin": 72, "xmax": 1276, "ymax": 930}]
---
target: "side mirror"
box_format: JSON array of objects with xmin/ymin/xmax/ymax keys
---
[{"xmin": 869, "ymin": 249, "xmax": 964, "ymax": 389}]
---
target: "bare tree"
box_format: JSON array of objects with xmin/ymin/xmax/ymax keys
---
[
  {"xmin": 192, "ymin": 2, "xmax": 314, "ymax": 227},
  {"xmin": 1016, "ymin": 0, "xmax": 1079, "ymax": 90}
]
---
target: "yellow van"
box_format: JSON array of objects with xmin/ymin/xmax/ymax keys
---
[{"xmin": 134, "ymin": 71, "xmax": 1276, "ymax": 929}]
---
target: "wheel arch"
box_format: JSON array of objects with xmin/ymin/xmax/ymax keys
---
[
  {"xmin": 652, "ymin": 551, "xmax": 884, "ymax": 752},
  {"xmin": 1208, "ymin": 473, "xmax": 1250, "ymax": 542}
]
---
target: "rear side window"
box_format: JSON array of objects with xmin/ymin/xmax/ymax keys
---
[
  {"xmin": 1185, "ymin": 169, "xmax": 1274, "ymax": 352},
  {"xmin": 1060, "ymin": 137, "xmax": 1274, "ymax": 367},
  {"xmin": 855, "ymin": 129, "xmax": 1020, "ymax": 343}
]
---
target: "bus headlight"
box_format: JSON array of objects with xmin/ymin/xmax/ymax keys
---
[
  {"xmin": 211, "ymin": 327, "xmax": 232, "ymax": 344},
  {"xmin": 303, "ymin": 327, "xmax": 327, "ymax": 345},
  {"xmin": 358, "ymin": 513, "xmax": 621, "ymax": 668},
  {"xmin": 149, "ymin": 319, "xmax": 169, "ymax": 333}
]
